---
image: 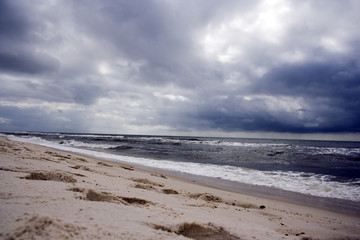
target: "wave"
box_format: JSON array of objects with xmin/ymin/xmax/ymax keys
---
[
  {"xmin": 57, "ymin": 139, "xmax": 114, "ymax": 149},
  {"xmin": 140, "ymin": 137, "xmax": 360, "ymax": 157},
  {"xmin": 117, "ymin": 136, "xmax": 291, "ymax": 149},
  {"xmin": 16, "ymin": 132, "xmax": 359, "ymax": 157},
  {"xmin": 311, "ymin": 147, "xmax": 360, "ymax": 157},
  {"xmin": 105, "ymin": 136, "xmax": 360, "ymax": 156}
]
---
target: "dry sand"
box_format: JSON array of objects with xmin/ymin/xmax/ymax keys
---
[{"xmin": 0, "ymin": 136, "xmax": 359, "ymax": 240}]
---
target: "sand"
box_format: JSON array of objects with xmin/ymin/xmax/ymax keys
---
[{"xmin": 0, "ymin": 136, "xmax": 359, "ymax": 240}]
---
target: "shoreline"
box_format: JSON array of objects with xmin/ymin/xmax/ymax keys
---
[
  {"xmin": 121, "ymin": 162, "xmax": 360, "ymax": 215},
  {"xmin": 5, "ymin": 133, "xmax": 359, "ymax": 204},
  {"xmin": 1, "ymin": 136, "xmax": 360, "ymax": 239},
  {"xmin": 9, "ymin": 134, "xmax": 359, "ymax": 214}
]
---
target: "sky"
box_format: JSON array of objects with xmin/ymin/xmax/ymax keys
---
[{"xmin": 1, "ymin": 0, "xmax": 360, "ymax": 141}]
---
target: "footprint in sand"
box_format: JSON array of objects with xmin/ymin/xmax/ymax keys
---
[
  {"xmin": 97, "ymin": 162, "xmax": 113, "ymax": 167},
  {"xmin": 152, "ymin": 222, "xmax": 241, "ymax": 240},
  {"xmin": 23, "ymin": 171, "xmax": 77, "ymax": 183},
  {"xmin": 162, "ymin": 189, "xmax": 179, "ymax": 195},
  {"xmin": 79, "ymin": 189, "xmax": 154, "ymax": 206},
  {"xmin": 3, "ymin": 215, "xmax": 86, "ymax": 240},
  {"xmin": 131, "ymin": 178, "xmax": 180, "ymax": 195},
  {"xmin": 69, "ymin": 165, "xmax": 92, "ymax": 172},
  {"xmin": 188, "ymin": 193, "xmax": 258, "ymax": 209},
  {"xmin": 131, "ymin": 178, "xmax": 164, "ymax": 187},
  {"xmin": 188, "ymin": 193, "xmax": 223, "ymax": 203}
]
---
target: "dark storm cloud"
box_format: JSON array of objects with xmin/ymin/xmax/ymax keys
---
[
  {"xmin": 0, "ymin": 1, "xmax": 28, "ymax": 38},
  {"xmin": 195, "ymin": 60, "xmax": 360, "ymax": 133},
  {"xmin": 0, "ymin": 0, "xmax": 104, "ymax": 105},
  {"xmin": 260, "ymin": 61, "xmax": 360, "ymax": 100},
  {"xmin": 0, "ymin": 0, "xmax": 360, "ymax": 137},
  {"xmin": 261, "ymin": 61, "xmax": 360, "ymax": 132},
  {"xmin": 196, "ymin": 100, "xmax": 360, "ymax": 133},
  {"xmin": 0, "ymin": 105, "xmax": 88, "ymax": 133},
  {"xmin": 0, "ymin": 1, "xmax": 60, "ymax": 75},
  {"xmin": 0, "ymin": 50, "xmax": 60, "ymax": 74}
]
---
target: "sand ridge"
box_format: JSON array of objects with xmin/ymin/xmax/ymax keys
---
[{"xmin": 1, "ymin": 136, "xmax": 360, "ymax": 239}]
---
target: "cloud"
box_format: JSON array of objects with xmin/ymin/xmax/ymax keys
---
[
  {"xmin": 0, "ymin": 105, "xmax": 87, "ymax": 133},
  {"xmin": 0, "ymin": 51, "xmax": 60, "ymax": 74},
  {"xmin": 0, "ymin": 1, "xmax": 60, "ymax": 74},
  {"xmin": 0, "ymin": 0, "xmax": 359, "ymax": 138}
]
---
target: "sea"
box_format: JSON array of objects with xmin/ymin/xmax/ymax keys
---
[{"xmin": 2, "ymin": 131, "xmax": 360, "ymax": 212}]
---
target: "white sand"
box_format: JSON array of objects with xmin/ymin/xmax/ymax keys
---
[{"xmin": 1, "ymin": 136, "xmax": 359, "ymax": 239}]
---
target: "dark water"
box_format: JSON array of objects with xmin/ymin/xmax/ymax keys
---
[{"xmin": 3, "ymin": 131, "xmax": 360, "ymax": 202}]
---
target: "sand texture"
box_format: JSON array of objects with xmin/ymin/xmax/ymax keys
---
[{"xmin": 1, "ymin": 136, "xmax": 359, "ymax": 239}]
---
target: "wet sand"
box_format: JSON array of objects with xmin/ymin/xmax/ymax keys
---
[
  {"xmin": 134, "ymin": 165, "xmax": 360, "ymax": 215},
  {"xmin": 1, "ymin": 136, "xmax": 359, "ymax": 239}
]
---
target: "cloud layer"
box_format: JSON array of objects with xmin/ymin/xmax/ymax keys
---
[{"xmin": 1, "ymin": 0, "xmax": 360, "ymax": 138}]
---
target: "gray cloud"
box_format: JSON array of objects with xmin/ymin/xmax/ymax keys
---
[
  {"xmin": 0, "ymin": 0, "xmax": 359, "ymax": 138},
  {"xmin": 0, "ymin": 50, "xmax": 60, "ymax": 74},
  {"xmin": 193, "ymin": 60, "xmax": 360, "ymax": 133},
  {"xmin": 0, "ymin": 105, "xmax": 88, "ymax": 133},
  {"xmin": 0, "ymin": 1, "xmax": 60, "ymax": 74}
]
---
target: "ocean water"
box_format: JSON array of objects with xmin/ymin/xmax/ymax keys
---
[{"xmin": 2, "ymin": 132, "xmax": 360, "ymax": 203}]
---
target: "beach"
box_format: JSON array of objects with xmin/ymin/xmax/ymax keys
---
[{"xmin": 1, "ymin": 136, "xmax": 359, "ymax": 240}]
